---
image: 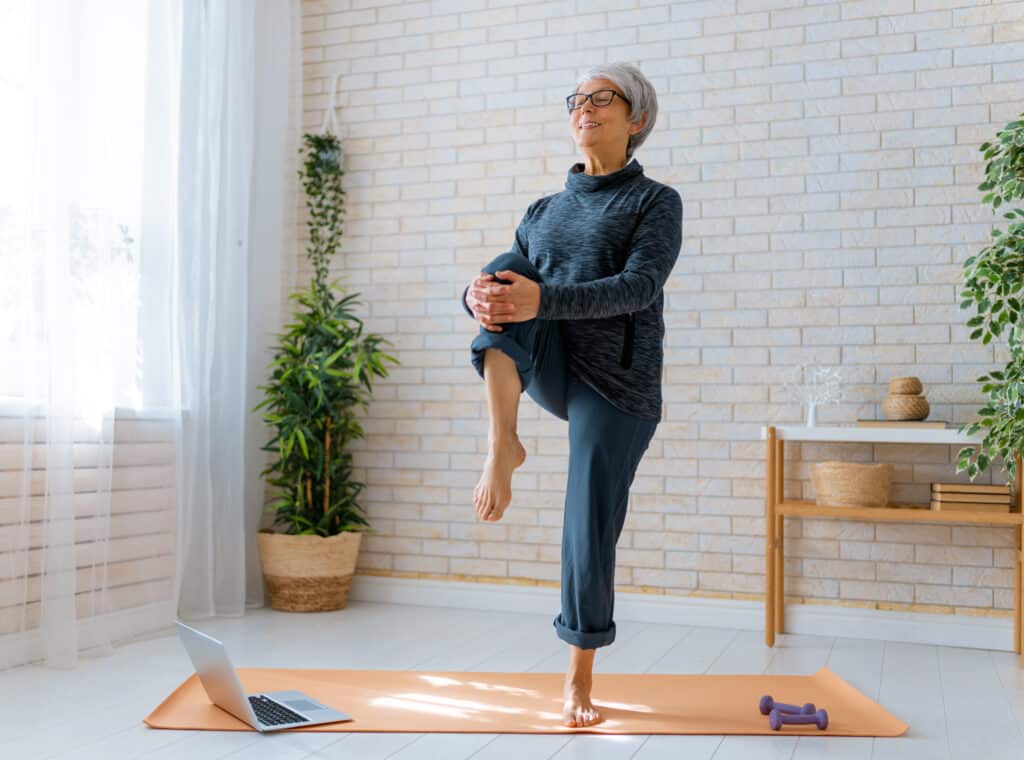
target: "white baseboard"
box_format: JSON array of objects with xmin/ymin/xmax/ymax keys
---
[{"xmin": 350, "ymin": 575, "xmax": 1015, "ymax": 653}]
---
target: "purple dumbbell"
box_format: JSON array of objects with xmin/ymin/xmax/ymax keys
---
[
  {"xmin": 758, "ymin": 695, "xmax": 816, "ymax": 716},
  {"xmin": 769, "ymin": 707, "xmax": 828, "ymax": 731}
]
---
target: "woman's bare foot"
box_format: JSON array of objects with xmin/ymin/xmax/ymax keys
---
[
  {"xmin": 474, "ymin": 434, "xmax": 526, "ymax": 522},
  {"xmin": 563, "ymin": 673, "xmax": 601, "ymax": 727}
]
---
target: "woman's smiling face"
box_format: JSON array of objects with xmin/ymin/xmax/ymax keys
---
[{"xmin": 569, "ymin": 77, "xmax": 633, "ymax": 152}]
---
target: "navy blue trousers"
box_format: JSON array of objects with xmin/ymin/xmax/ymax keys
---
[{"xmin": 469, "ymin": 252, "xmax": 659, "ymax": 649}]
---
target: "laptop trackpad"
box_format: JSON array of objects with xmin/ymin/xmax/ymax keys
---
[{"xmin": 283, "ymin": 698, "xmax": 324, "ymax": 712}]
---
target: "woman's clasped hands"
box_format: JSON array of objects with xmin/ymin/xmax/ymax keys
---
[{"xmin": 465, "ymin": 269, "xmax": 541, "ymax": 332}]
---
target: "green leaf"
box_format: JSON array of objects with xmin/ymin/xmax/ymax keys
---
[
  {"xmin": 324, "ymin": 345, "xmax": 347, "ymax": 368},
  {"xmin": 294, "ymin": 432, "xmax": 309, "ymax": 460}
]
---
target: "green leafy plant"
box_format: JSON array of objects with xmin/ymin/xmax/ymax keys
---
[
  {"xmin": 956, "ymin": 112, "xmax": 1024, "ymax": 491},
  {"xmin": 252, "ymin": 132, "xmax": 399, "ymax": 536}
]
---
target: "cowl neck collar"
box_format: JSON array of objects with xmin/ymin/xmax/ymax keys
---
[{"xmin": 565, "ymin": 157, "xmax": 643, "ymax": 193}]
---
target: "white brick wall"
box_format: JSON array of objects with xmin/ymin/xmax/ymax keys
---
[
  {"xmin": 0, "ymin": 413, "xmax": 178, "ymax": 637},
  {"xmin": 300, "ymin": 0, "xmax": 1024, "ymax": 619}
]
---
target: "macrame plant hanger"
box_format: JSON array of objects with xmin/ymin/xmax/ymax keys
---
[{"xmin": 320, "ymin": 70, "xmax": 343, "ymax": 136}]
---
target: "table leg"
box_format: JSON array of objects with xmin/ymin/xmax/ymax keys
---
[
  {"xmin": 776, "ymin": 514, "xmax": 785, "ymax": 634},
  {"xmin": 1015, "ymin": 522, "xmax": 1023, "ymax": 661},
  {"xmin": 766, "ymin": 426, "xmax": 776, "ymax": 647},
  {"xmin": 1011, "ymin": 524, "xmax": 1019, "ymax": 655},
  {"xmin": 775, "ymin": 438, "xmax": 785, "ymax": 634},
  {"xmin": 1016, "ymin": 453, "xmax": 1022, "ymax": 661}
]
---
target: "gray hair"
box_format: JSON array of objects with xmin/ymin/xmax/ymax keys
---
[{"xmin": 574, "ymin": 62, "xmax": 658, "ymax": 160}]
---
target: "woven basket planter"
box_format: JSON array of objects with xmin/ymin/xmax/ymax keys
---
[
  {"xmin": 882, "ymin": 394, "xmax": 930, "ymax": 421},
  {"xmin": 811, "ymin": 461, "xmax": 892, "ymax": 508},
  {"xmin": 887, "ymin": 376, "xmax": 922, "ymax": 395},
  {"xmin": 256, "ymin": 531, "xmax": 362, "ymax": 612}
]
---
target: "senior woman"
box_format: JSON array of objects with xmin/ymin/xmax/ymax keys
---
[{"xmin": 460, "ymin": 62, "xmax": 682, "ymax": 728}]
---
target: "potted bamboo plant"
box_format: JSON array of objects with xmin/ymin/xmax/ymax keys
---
[
  {"xmin": 253, "ymin": 131, "xmax": 398, "ymax": 612},
  {"xmin": 957, "ymin": 111, "xmax": 1024, "ymax": 495}
]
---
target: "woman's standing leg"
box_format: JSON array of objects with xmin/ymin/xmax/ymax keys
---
[
  {"xmin": 555, "ymin": 374, "xmax": 658, "ymax": 726},
  {"xmin": 468, "ymin": 252, "xmax": 569, "ymax": 522}
]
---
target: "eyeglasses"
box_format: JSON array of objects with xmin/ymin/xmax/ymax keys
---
[{"xmin": 565, "ymin": 89, "xmax": 631, "ymax": 114}]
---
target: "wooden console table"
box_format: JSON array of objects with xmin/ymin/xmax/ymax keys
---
[{"xmin": 762, "ymin": 424, "xmax": 1024, "ymax": 663}]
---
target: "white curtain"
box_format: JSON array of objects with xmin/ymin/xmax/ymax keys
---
[
  {"xmin": 0, "ymin": 0, "xmax": 302, "ymax": 670},
  {"xmin": 175, "ymin": 0, "xmax": 303, "ymax": 619}
]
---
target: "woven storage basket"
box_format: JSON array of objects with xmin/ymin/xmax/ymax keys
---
[
  {"xmin": 888, "ymin": 376, "xmax": 922, "ymax": 395},
  {"xmin": 882, "ymin": 394, "xmax": 929, "ymax": 421},
  {"xmin": 811, "ymin": 461, "xmax": 892, "ymax": 508},
  {"xmin": 257, "ymin": 531, "xmax": 362, "ymax": 612}
]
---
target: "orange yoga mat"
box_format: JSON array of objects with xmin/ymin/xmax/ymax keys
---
[{"xmin": 144, "ymin": 666, "xmax": 908, "ymax": 736}]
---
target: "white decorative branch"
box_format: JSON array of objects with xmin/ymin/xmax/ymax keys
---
[{"xmin": 782, "ymin": 364, "xmax": 844, "ymax": 426}]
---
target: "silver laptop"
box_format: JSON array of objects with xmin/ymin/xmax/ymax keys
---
[{"xmin": 175, "ymin": 620, "xmax": 352, "ymax": 732}]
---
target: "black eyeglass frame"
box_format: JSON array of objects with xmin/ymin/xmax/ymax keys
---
[{"xmin": 565, "ymin": 89, "xmax": 632, "ymax": 114}]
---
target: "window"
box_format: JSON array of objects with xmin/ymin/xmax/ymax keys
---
[{"xmin": 0, "ymin": 1, "xmax": 156, "ymax": 416}]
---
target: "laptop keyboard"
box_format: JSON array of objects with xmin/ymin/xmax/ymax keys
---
[{"xmin": 249, "ymin": 695, "xmax": 310, "ymax": 726}]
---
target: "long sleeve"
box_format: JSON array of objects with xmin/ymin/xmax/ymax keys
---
[
  {"xmin": 536, "ymin": 187, "xmax": 682, "ymax": 320},
  {"xmin": 461, "ymin": 204, "xmax": 533, "ymax": 319}
]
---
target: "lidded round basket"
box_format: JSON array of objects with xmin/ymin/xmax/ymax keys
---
[
  {"xmin": 888, "ymin": 376, "xmax": 922, "ymax": 395},
  {"xmin": 811, "ymin": 461, "xmax": 892, "ymax": 508},
  {"xmin": 882, "ymin": 394, "xmax": 930, "ymax": 421}
]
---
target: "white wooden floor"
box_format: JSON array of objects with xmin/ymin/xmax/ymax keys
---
[{"xmin": 3, "ymin": 600, "xmax": 1024, "ymax": 760}]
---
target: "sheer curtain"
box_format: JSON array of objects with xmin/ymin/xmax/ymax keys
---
[
  {"xmin": 0, "ymin": 0, "xmax": 301, "ymax": 670},
  {"xmin": 175, "ymin": 0, "xmax": 303, "ymax": 620}
]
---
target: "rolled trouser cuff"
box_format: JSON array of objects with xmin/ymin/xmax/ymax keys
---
[
  {"xmin": 470, "ymin": 328, "xmax": 537, "ymax": 392},
  {"xmin": 552, "ymin": 614, "xmax": 616, "ymax": 649}
]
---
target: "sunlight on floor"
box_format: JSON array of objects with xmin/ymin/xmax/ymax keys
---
[
  {"xmin": 417, "ymin": 674, "xmax": 540, "ymax": 697},
  {"xmin": 370, "ymin": 692, "xmax": 528, "ymax": 718},
  {"xmin": 591, "ymin": 698, "xmax": 655, "ymax": 712},
  {"xmin": 368, "ymin": 697, "xmax": 478, "ymax": 719},
  {"xmin": 466, "ymin": 680, "xmax": 540, "ymax": 697}
]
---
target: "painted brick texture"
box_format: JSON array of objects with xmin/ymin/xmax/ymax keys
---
[{"xmin": 300, "ymin": 0, "xmax": 1024, "ymax": 619}]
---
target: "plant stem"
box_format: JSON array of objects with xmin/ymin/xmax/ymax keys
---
[
  {"xmin": 306, "ymin": 477, "xmax": 313, "ymax": 526},
  {"xmin": 324, "ymin": 420, "xmax": 332, "ymax": 532}
]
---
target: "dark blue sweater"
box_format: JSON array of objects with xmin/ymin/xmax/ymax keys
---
[{"xmin": 463, "ymin": 158, "xmax": 682, "ymax": 422}]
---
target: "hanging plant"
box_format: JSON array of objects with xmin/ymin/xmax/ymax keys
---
[
  {"xmin": 956, "ymin": 112, "xmax": 1024, "ymax": 492},
  {"xmin": 252, "ymin": 131, "xmax": 399, "ymax": 536}
]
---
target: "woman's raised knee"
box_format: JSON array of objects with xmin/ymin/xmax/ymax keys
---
[{"xmin": 482, "ymin": 252, "xmax": 541, "ymax": 283}]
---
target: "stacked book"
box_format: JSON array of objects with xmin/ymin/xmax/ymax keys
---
[{"xmin": 930, "ymin": 483, "xmax": 1011, "ymax": 513}]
